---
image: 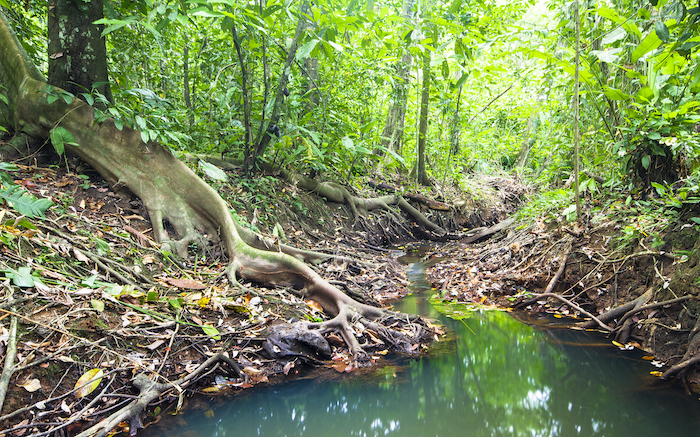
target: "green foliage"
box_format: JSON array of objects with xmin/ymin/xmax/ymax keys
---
[
  {"xmin": 49, "ymin": 126, "xmax": 79, "ymax": 155},
  {"xmin": 0, "ymin": 184, "xmax": 53, "ymax": 219}
]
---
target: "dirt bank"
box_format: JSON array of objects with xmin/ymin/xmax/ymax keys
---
[{"xmin": 427, "ymin": 206, "xmax": 700, "ymax": 392}]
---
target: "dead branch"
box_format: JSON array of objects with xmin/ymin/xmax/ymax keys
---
[
  {"xmin": 75, "ymin": 352, "xmax": 228, "ymax": 437},
  {"xmin": 519, "ymin": 293, "xmax": 614, "ymax": 332},
  {"xmin": 0, "ymin": 310, "xmax": 18, "ymax": 415},
  {"xmin": 579, "ymin": 287, "xmax": 653, "ymax": 329},
  {"xmin": 461, "ymin": 218, "xmax": 515, "ymax": 244},
  {"xmin": 543, "ymin": 247, "xmax": 570, "ymax": 295}
]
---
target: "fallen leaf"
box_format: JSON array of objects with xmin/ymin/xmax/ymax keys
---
[
  {"xmin": 74, "ymin": 368, "xmax": 104, "ymax": 398},
  {"xmin": 145, "ymin": 339, "xmax": 165, "ymax": 351},
  {"xmin": 61, "ymin": 400, "xmax": 71, "ymax": 415},
  {"xmin": 20, "ymin": 378, "xmax": 42, "ymax": 392},
  {"xmin": 306, "ymin": 300, "xmax": 324, "ymax": 312},
  {"xmin": 164, "ymin": 277, "xmax": 206, "ymax": 290},
  {"xmin": 73, "ymin": 248, "xmax": 89, "ymax": 263}
]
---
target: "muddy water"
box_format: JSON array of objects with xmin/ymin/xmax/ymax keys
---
[{"xmin": 141, "ymin": 252, "xmax": 700, "ymax": 437}]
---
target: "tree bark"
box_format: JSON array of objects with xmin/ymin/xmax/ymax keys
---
[{"xmin": 47, "ymin": 0, "xmax": 112, "ymax": 103}]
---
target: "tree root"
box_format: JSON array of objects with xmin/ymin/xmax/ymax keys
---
[{"xmin": 265, "ymin": 301, "xmax": 428, "ymax": 366}]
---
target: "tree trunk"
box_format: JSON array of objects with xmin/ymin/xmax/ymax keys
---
[
  {"xmin": 1, "ymin": 10, "xmax": 430, "ymax": 365},
  {"xmin": 47, "ymin": 0, "xmax": 112, "ymax": 104},
  {"xmin": 183, "ymin": 40, "xmax": 192, "ymax": 129},
  {"xmin": 375, "ymin": 0, "xmax": 414, "ymax": 159},
  {"xmin": 416, "ymin": 42, "xmax": 431, "ymax": 187},
  {"xmin": 250, "ymin": 3, "xmax": 306, "ymax": 168}
]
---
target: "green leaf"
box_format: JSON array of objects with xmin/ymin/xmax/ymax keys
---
[
  {"xmin": 632, "ymin": 31, "xmax": 662, "ymax": 63},
  {"xmin": 296, "ymin": 39, "xmax": 319, "ymax": 61},
  {"xmin": 641, "ymin": 154, "xmax": 651, "ymax": 170},
  {"xmin": 0, "ymin": 163, "xmax": 19, "ymax": 171},
  {"xmin": 0, "ymin": 0, "xmax": 10, "ymax": 7},
  {"xmin": 91, "ymin": 299, "xmax": 105, "ymax": 312},
  {"xmin": 94, "ymin": 237, "xmax": 110, "ymax": 255},
  {"xmin": 0, "ymin": 185, "xmax": 53, "ymax": 218},
  {"xmin": 50, "ymin": 127, "xmax": 79, "ymax": 156},
  {"xmin": 4, "ymin": 266, "xmax": 36, "ymax": 288},
  {"xmin": 201, "ymin": 324, "xmax": 221, "ymax": 340},
  {"xmin": 81, "ymin": 93, "xmax": 95, "ymax": 106},
  {"xmin": 169, "ymin": 298, "xmax": 183, "ymax": 310},
  {"xmin": 602, "ymin": 86, "xmax": 630, "ymax": 100},
  {"xmin": 655, "ymin": 21, "xmax": 670, "ymax": 42},
  {"xmin": 199, "ymin": 160, "xmax": 228, "ymax": 181}
]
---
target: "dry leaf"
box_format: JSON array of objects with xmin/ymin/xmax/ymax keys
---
[
  {"xmin": 142, "ymin": 254, "xmax": 157, "ymax": 264},
  {"xmin": 73, "ymin": 248, "xmax": 89, "ymax": 263},
  {"xmin": 306, "ymin": 300, "xmax": 324, "ymax": 312},
  {"xmin": 146, "ymin": 339, "xmax": 165, "ymax": 351},
  {"xmin": 164, "ymin": 277, "xmax": 206, "ymax": 290},
  {"xmin": 19, "ymin": 378, "xmax": 42, "ymax": 393},
  {"xmin": 74, "ymin": 368, "xmax": 104, "ymax": 398},
  {"xmin": 61, "ymin": 400, "xmax": 71, "ymax": 415}
]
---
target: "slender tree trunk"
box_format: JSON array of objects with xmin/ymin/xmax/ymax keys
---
[
  {"xmin": 375, "ymin": 0, "xmax": 414, "ymax": 158},
  {"xmin": 251, "ymin": 3, "xmax": 306, "ymax": 167},
  {"xmin": 416, "ymin": 44, "xmax": 431, "ymax": 187},
  {"xmin": 183, "ymin": 41, "xmax": 193, "ymax": 130},
  {"xmin": 47, "ymin": 0, "xmax": 112, "ymax": 103},
  {"xmin": 573, "ymin": 0, "xmax": 581, "ymax": 221},
  {"xmin": 232, "ymin": 21, "xmax": 253, "ymax": 170}
]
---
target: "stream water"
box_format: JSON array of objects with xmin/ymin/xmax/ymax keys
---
[{"xmin": 141, "ymin": 251, "xmax": 700, "ymax": 437}]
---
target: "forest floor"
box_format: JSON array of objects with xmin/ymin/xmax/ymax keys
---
[
  {"xmin": 2, "ymin": 143, "xmax": 700, "ymax": 436},
  {"xmin": 0, "ymin": 144, "xmax": 523, "ymax": 436}
]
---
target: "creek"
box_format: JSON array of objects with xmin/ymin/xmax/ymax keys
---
[{"xmin": 141, "ymin": 250, "xmax": 700, "ymax": 437}]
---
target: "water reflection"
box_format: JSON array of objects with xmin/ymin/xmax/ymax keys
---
[{"xmin": 142, "ymin": 308, "xmax": 700, "ymax": 437}]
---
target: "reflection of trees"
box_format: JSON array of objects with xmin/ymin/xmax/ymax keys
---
[{"xmin": 143, "ymin": 312, "xmax": 700, "ymax": 437}]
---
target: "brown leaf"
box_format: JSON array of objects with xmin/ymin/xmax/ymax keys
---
[
  {"xmin": 19, "ymin": 378, "xmax": 42, "ymax": 393},
  {"xmin": 306, "ymin": 300, "xmax": 324, "ymax": 312},
  {"xmin": 145, "ymin": 339, "xmax": 165, "ymax": 351},
  {"xmin": 164, "ymin": 278, "xmax": 206, "ymax": 290}
]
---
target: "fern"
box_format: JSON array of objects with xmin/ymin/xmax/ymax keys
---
[{"xmin": 0, "ymin": 185, "xmax": 53, "ymax": 218}]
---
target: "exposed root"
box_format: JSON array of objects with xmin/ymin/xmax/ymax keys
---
[{"xmin": 265, "ymin": 300, "xmax": 430, "ymax": 366}]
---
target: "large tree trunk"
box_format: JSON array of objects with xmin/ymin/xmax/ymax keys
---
[
  {"xmin": 47, "ymin": 0, "xmax": 112, "ymax": 103},
  {"xmin": 0, "ymin": 11, "xmax": 430, "ymax": 364}
]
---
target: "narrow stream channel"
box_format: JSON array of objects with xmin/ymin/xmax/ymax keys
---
[{"xmin": 141, "ymin": 251, "xmax": 700, "ymax": 437}]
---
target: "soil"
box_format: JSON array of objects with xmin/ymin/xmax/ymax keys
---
[{"xmin": 0, "ymin": 138, "xmax": 521, "ymax": 436}]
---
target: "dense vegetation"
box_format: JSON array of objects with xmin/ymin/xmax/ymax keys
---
[{"xmin": 2, "ymin": 0, "xmax": 700, "ymax": 434}]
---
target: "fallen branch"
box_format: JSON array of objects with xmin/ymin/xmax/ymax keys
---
[
  {"xmin": 578, "ymin": 288, "xmax": 653, "ymax": 329},
  {"xmin": 461, "ymin": 218, "xmax": 515, "ymax": 244},
  {"xmin": 76, "ymin": 352, "xmax": 228, "ymax": 437},
  {"xmin": 0, "ymin": 310, "xmax": 18, "ymax": 415},
  {"xmin": 519, "ymin": 293, "xmax": 614, "ymax": 332}
]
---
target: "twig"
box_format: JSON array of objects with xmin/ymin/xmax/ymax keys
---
[
  {"xmin": 0, "ymin": 310, "xmax": 18, "ymax": 415},
  {"xmin": 615, "ymin": 295, "xmax": 694, "ymax": 328},
  {"xmin": 75, "ymin": 352, "xmax": 228, "ymax": 437},
  {"xmin": 521, "ymin": 293, "xmax": 614, "ymax": 332}
]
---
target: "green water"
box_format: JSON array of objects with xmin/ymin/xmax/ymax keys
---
[{"xmin": 141, "ymin": 255, "xmax": 700, "ymax": 437}]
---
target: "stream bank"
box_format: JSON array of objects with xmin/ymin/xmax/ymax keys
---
[{"xmin": 427, "ymin": 209, "xmax": 700, "ymax": 393}]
